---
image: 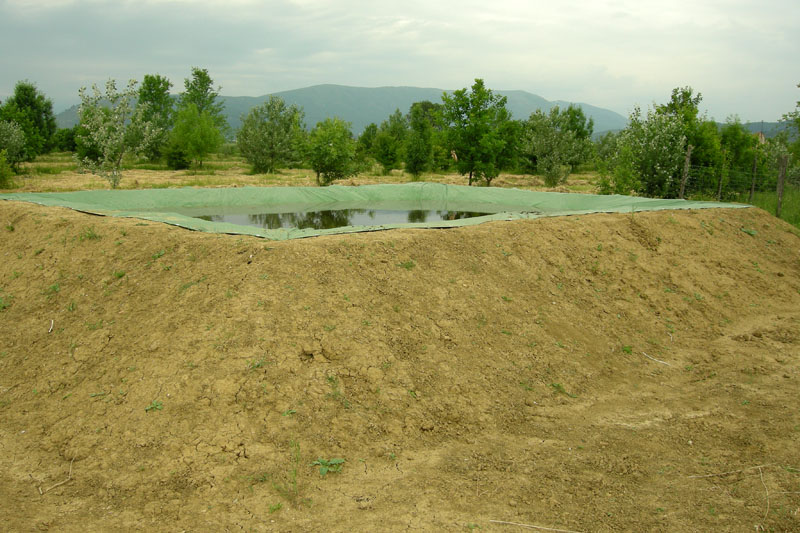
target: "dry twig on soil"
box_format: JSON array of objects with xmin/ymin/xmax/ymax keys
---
[
  {"xmin": 40, "ymin": 458, "xmax": 75, "ymax": 495},
  {"xmin": 641, "ymin": 352, "xmax": 670, "ymax": 366},
  {"xmin": 688, "ymin": 463, "xmax": 776, "ymax": 479},
  {"xmin": 489, "ymin": 520, "xmax": 584, "ymax": 533}
]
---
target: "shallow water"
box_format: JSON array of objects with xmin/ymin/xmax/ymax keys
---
[{"xmin": 193, "ymin": 209, "xmax": 492, "ymax": 230}]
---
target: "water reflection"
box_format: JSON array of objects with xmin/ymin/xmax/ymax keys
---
[{"xmin": 196, "ymin": 209, "xmax": 491, "ymax": 230}]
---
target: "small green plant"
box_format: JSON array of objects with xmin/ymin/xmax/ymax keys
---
[
  {"xmin": 247, "ymin": 358, "xmax": 267, "ymax": 370},
  {"xmin": 397, "ymin": 260, "xmax": 416, "ymax": 270},
  {"xmin": 113, "ymin": 270, "xmax": 126, "ymax": 279},
  {"xmin": 151, "ymin": 249, "xmax": 165, "ymax": 260},
  {"xmin": 66, "ymin": 301, "xmax": 76, "ymax": 312},
  {"xmin": 79, "ymin": 227, "xmax": 101, "ymax": 241},
  {"xmin": 282, "ymin": 409, "xmax": 296, "ymax": 417},
  {"xmin": 740, "ymin": 227, "xmax": 757, "ymax": 236},
  {"xmin": 550, "ymin": 383, "xmax": 577, "ymax": 398},
  {"xmin": 269, "ymin": 503, "xmax": 282, "ymax": 514},
  {"xmin": 312, "ymin": 458, "xmax": 345, "ymax": 476},
  {"xmin": 501, "ymin": 295, "xmax": 513, "ymax": 302},
  {"xmin": 5, "ymin": 224, "xmax": 13, "ymax": 232},
  {"xmin": 145, "ymin": 400, "xmax": 163, "ymax": 412},
  {"xmin": 326, "ymin": 375, "xmax": 350, "ymax": 408},
  {"xmin": 0, "ymin": 294, "xmax": 11, "ymax": 311},
  {"xmin": 272, "ymin": 440, "xmax": 304, "ymax": 506},
  {"xmin": 621, "ymin": 345, "xmax": 633, "ymax": 354}
]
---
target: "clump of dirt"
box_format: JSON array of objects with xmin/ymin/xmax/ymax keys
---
[{"xmin": 1, "ymin": 200, "xmax": 799, "ymax": 532}]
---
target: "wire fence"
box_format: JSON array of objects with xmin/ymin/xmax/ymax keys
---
[{"xmin": 682, "ymin": 159, "xmax": 799, "ymax": 227}]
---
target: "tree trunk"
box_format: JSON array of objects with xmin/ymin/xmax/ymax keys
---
[
  {"xmin": 776, "ymin": 155, "xmax": 789, "ymax": 218},
  {"xmin": 679, "ymin": 144, "xmax": 693, "ymax": 199},
  {"xmin": 748, "ymin": 153, "xmax": 758, "ymax": 203}
]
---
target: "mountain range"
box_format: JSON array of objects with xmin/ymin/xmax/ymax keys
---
[
  {"xmin": 54, "ymin": 84, "xmax": 629, "ymax": 135},
  {"xmin": 54, "ymin": 84, "xmax": 790, "ymax": 139}
]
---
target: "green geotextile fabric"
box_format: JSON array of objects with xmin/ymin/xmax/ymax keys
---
[{"xmin": 0, "ymin": 182, "xmax": 747, "ymax": 240}]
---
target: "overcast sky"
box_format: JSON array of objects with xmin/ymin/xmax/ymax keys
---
[{"xmin": 1, "ymin": 0, "xmax": 798, "ymax": 123}]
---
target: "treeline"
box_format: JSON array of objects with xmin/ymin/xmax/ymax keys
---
[{"xmin": 2, "ymin": 72, "xmax": 798, "ymax": 198}]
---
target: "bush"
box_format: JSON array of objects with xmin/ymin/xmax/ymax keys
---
[
  {"xmin": 0, "ymin": 150, "xmax": 15, "ymax": 188},
  {"xmin": 0, "ymin": 120, "xmax": 26, "ymax": 170},
  {"xmin": 164, "ymin": 138, "xmax": 190, "ymax": 170}
]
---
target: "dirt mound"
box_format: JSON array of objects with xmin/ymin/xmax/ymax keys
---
[{"xmin": 1, "ymin": 200, "xmax": 799, "ymax": 532}]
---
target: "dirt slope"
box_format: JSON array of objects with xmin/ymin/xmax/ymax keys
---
[{"xmin": 1, "ymin": 200, "xmax": 799, "ymax": 532}]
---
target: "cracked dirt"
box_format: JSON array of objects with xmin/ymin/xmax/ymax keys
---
[{"xmin": 1, "ymin": 199, "xmax": 799, "ymax": 531}]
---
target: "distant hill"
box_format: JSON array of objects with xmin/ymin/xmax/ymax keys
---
[{"xmin": 55, "ymin": 84, "xmax": 629, "ymax": 135}]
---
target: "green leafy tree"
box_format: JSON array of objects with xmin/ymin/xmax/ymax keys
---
[
  {"xmin": 720, "ymin": 117, "xmax": 757, "ymax": 172},
  {"xmin": 373, "ymin": 109, "xmax": 408, "ymax": 174},
  {"xmin": 169, "ymin": 103, "xmax": 224, "ymax": 168},
  {"xmin": 554, "ymin": 104, "xmax": 595, "ymax": 167},
  {"xmin": 613, "ymin": 106, "xmax": 686, "ymax": 197},
  {"xmin": 138, "ymin": 74, "xmax": 174, "ymax": 161},
  {"xmin": 307, "ymin": 117, "xmax": 356, "ymax": 186},
  {"xmin": 782, "ymin": 82, "xmax": 800, "ymax": 162},
  {"xmin": 237, "ymin": 96, "xmax": 305, "ymax": 173},
  {"xmin": 404, "ymin": 102, "xmax": 434, "ymax": 178},
  {"xmin": 76, "ymin": 79, "xmax": 160, "ymax": 188},
  {"xmin": 179, "ymin": 67, "xmax": 227, "ymax": 133},
  {"xmin": 354, "ymin": 122, "xmax": 378, "ymax": 172},
  {"xmin": 521, "ymin": 107, "xmax": 587, "ymax": 186},
  {"xmin": 357, "ymin": 123, "xmax": 378, "ymax": 154},
  {"xmin": 0, "ymin": 81, "xmax": 57, "ymax": 161},
  {"xmin": 440, "ymin": 79, "xmax": 513, "ymax": 186},
  {"xmin": 655, "ymin": 86, "xmax": 721, "ymax": 168},
  {"xmin": 52, "ymin": 126, "xmax": 77, "ymax": 152},
  {"xmin": 0, "ymin": 120, "xmax": 26, "ymax": 170}
]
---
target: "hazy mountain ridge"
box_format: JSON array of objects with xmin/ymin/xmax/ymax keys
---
[
  {"xmin": 55, "ymin": 84, "xmax": 631, "ymax": 135},
  {"xmin": 52, "ymin": 85, "xmax": 794, "ymax": 139}
]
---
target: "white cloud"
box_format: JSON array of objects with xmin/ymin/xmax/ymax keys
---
[{"xmin": 1, "ymin": 0, "xmax": 798, "ymax": 120}]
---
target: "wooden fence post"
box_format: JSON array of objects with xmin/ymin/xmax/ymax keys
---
[
  {"xmin": 679, "ymin": 144, "xmax": 693, "ymax": 199},
  {"xmin": 716, "ymin": 150, "xmax": 728, "ymax": 202},
  {"xmin": 776, "ymin": 155, "xmax": 788, "ymax": 218},
  {"xmin": 748, "ymin": 153, "xmax": 758, "ymax": 203}
]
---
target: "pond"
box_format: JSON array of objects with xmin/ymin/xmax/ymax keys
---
[{"xmin": 190, "ymin": 209, "xmax": 493, "ymax": 230}]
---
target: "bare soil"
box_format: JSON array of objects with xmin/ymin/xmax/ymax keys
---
[{"xmin": 1, "ymin": 196, "xmax": 799, "ymax": 532}]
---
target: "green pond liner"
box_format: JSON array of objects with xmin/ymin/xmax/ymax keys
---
[{"xmin": 0, "ymin": 182, "xmax": 748, "ymax": 241}]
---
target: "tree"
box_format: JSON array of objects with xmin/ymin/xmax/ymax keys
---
[
  {"xmin": 237, "ymin": 96, "xmax": 305, "ymax": 173},
  {"xmin": 521, "ymin": 106, "xmax": 589, "ymax": 186},
  {"xmin": 720, "ymin": 117, "xmax": 757, "ymax": 172},
  {"xmin": 404, "ymin": 102, "xmax": 434, "ymax": 178},
  {"xmin": 169, "ymin": 103, "xmax": 224, "ymax": 168},
  {"xmin": 782, "ymin": 82, "xmax": 800, "ymax": 162},
  {"xmin": 76, "ymin": 79, "xmax": 160, "ymax": 188},
  {"xmin": 357, "ymin": 123, "xmax": 378, "ymax": 155},
  {"xmin": 179, "ymin": 67, "xmax": 227, "ymax": 133},
  {"xmin": 0, "ymin": 120, "xmax": 26, "ymax": 170},
  {"xmin": 606, "ymin": 106, "xmax": 686, "ymax": 197},
  {"xmin": 0, "ymin": 81, "xmax": 57, "ymax": 161},
  {"xmin": 307, "ymin": 117, "xmax": 356, "ymax": 186},
  {"xmin": 655, "ymin": 86, "xmax": 721, "ymax": 168},
  {"xmin": 373, "ymin": 109, "xmax": 408, "ymax": 174},
  {"xmin": 52, "ymin": 126, "xmax": 77, "ymax": 152},
  {"xmin": 138, "ymin": 74, "xmax": 174, "ymax": 161},
  {"xmin": 440, "ymin": 79, "xmax": 513, "ymax": 186}
]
